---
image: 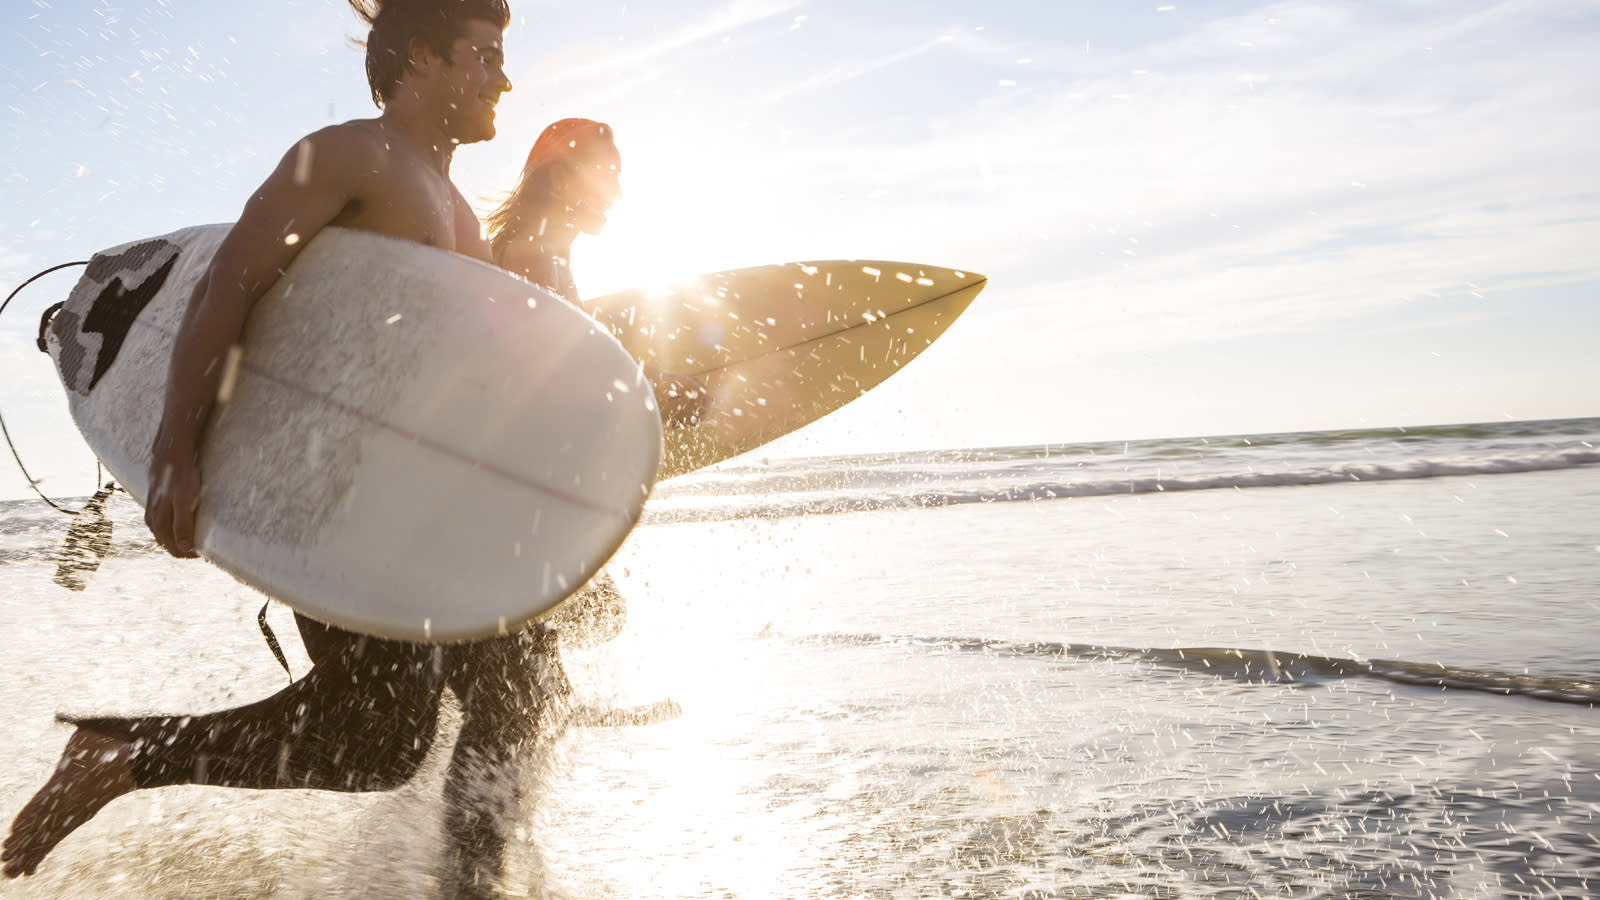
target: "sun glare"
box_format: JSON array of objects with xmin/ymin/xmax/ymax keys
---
[
  {"xmin": 577, "ymin": 136, "xmax": 802, "ymax": 298},
  {"xmin": 535, "ymin": 522, "xmax": 836, "ymax": 897}
]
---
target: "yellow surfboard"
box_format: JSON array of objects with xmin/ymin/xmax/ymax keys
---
[{"xmin": 586, "ymin": 261, "xmax": 985, "ymax": 478}]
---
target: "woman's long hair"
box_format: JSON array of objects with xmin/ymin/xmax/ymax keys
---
[{"xmin": 486, "ymin": 118, "xmax": 615, "ymax": 258}]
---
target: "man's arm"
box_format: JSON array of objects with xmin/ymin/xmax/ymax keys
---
[{"xmin": 145, "ymin": 126, "xmax": 374, "ymax": 557}]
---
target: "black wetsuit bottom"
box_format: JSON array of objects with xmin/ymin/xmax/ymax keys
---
[{"xmin": 65, "ymin": 612, "xmax": 578, "ymax": 890}]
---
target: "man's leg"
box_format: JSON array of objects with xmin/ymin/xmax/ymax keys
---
[
  {"xmin": 79, "ymin": 619, "xmax": 447, "ymax": 791},
  {"xmin": 2, "ymin": 618, "xmax": 447, "ymax": 878},
  {"xmin": 440, "ymin": 624, "xmax": 572, "ymax": 898}
]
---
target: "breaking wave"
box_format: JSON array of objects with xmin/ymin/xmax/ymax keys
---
[
  {"xmin": 646, "ymin": 444, "xmax": 1600, "ymax": 523},
  {"xmin": 801, "ymin": 633, "xmax": 1600, "ymax": 707},
  {"xmin": 646, "ymin": 417, "xmax": 1600, "ymax": 523}
]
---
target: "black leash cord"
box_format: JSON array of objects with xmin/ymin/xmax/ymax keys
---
[{"xmin": 0, "ymin": 260, "xmax": 92, "ymax": 514}]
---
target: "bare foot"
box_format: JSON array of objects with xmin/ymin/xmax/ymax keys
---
[{"xmin": 2, "ymin": 728, "xmax": 135, "ymax": 878}]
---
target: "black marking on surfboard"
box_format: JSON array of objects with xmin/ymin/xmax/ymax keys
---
[
  {"xmin": 82, "ymin": 253, "xmax": 177, "ymax": 390},
  {"xmin": 53, "ymin": 239, "xmax": 181, "ymax": 396}
]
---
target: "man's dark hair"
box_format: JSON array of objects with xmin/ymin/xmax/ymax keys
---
[{"xmin": 349, "ymin": 0, "xmax": 510, "ymax": 108}]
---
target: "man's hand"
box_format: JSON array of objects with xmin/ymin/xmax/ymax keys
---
[
  {"xmin": 144, "ymin": 454, "xmax": 201, "ymax": 558},
  {"xmin": 644, "ymin": 365, "xmax": 710, "ymax": 428}
]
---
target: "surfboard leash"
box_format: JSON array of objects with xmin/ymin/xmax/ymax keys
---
[
  {"xmin": 2, "ymin": 261, "xmax": 131, "ymax": 594},
  {"xmin": 258, "ymin": 601, "xmax": 294, "ymax": 681},
  {"xmin": 1, "ymin": 260, "xmax": 100, "ymax": 514}
]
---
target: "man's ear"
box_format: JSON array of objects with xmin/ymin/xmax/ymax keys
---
[{"xmin": 408, "ymin": 36, "xmax": 443, "ymax": 78}]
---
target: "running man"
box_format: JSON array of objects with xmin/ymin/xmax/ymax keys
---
[{"xmin": 3, "ymin": 2, "xmax": 525, "ymax": 896}]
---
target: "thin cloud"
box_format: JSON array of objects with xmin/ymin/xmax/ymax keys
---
[
  {"xmin": 760, "ymin": 33, "xmax": 956, "ymax": 105},
  {"xmin": 473, "ymin": 0, "xmax": 807, "ymax": 185},
  {"xmin": 700, "ymin": 0, "xmax": 1600, "ymax": 357},
  {"xmin": 526, "ymin": 0, "xmax": 806, "ymax": 85}
]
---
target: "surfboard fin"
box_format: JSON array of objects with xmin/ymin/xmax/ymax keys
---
[{"xmin": 52, "ymin": 483, "xmax": 116, "ymax": 592}]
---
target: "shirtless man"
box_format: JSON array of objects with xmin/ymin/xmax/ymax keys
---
[{"xmin": 2, "ymin": 1, "xmax": 522, "ymax": 894}]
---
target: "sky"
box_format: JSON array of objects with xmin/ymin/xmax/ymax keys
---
[{"xmin": 2, "ymin": 0, "xmax": 1598, "ymax": 501}]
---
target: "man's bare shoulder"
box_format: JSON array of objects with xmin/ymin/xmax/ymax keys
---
[
  {"xmin": 287, "ymin": 119, "xmax": 391, "ymax": 178},
  {"xmin": 221, "ymin": 120, "xmax": 397, "ymax": 262}
]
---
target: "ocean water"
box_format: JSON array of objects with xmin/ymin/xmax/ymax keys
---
[{"xmin": 1, "ymin": 417, "xmax": 1597, "ymax": 899}]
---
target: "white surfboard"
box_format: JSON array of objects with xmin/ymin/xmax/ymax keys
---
[
  {"xmin": 47, "ymin": 224, "xmax": 662, "ymax": 642},
  {"xmin": 585, "ymin": 261, "xmax": 985, "ymax": 478}
]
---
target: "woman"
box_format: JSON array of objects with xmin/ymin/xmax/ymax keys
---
[
  {"xmin": 486, "ymin": 118, "xmax": 706, "ymax": 425},
  {"xmin": 487, "ymin": 117, "xmax": 620, "ymax": 304}
]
